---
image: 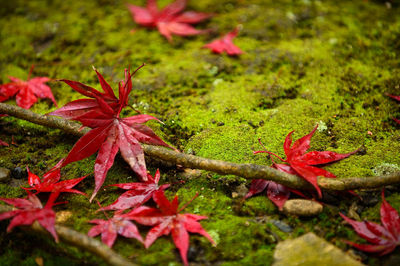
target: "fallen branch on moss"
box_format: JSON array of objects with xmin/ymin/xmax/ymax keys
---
[
  {"xmin": 0, "ymin": 205, "xmax": 136, "ymax": 266},
  {"xmin": 1, "ymin": 102, "xmax": 400, "ymax": 191}
]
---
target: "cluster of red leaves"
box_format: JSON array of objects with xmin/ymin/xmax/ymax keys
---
[
  {"xmin": 121, "ymin": 190, "xmax": 215, "ymax": 266},
  {"xmin": 127, "ymin": 0, "xmax": 211, "ymax": 41},
  {"xmin": 0, "ymin": 65, "xmax": 57, "ymax": 109},
  {"xmin": 0, "ymin": 160, "xmax": 87, "ymax": 241},
  {"xmin": 50, "ymin": 66, "xmax": 173, "ymax": 201},
  {"xmin": 87, "ymin": 169, "xmax": 213, "ymax": 265},
  {"xmin": 341, "ymin": 191, "xmax": 400, "ymax": 255},
  {"xmin": 388, "ymin": 94, "xmax": 400, "ymax": 124},
  {"xmin": 203, "ymin": 27, "xmax": 243, "ymax": 56},
  {"xmin": 0, "ymin": 192, "xmax": 60, "ymax": 241},
  {"xmin": 248, "ymin": 125, "xmax": 357, "ymax": 201}
]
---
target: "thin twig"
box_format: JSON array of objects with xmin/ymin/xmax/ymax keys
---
[
  {"xmin": 0, "ymin": 205, "xmax": 136, "ymax": 266},
  {"xmin": 1, "ymin": 102, "xmax": 400, "ymax": 191}
]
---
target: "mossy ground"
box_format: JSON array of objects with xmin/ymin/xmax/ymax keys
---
[{"xmin": 0, "ymin": 0, "xmax": 400, "ymax": 265}]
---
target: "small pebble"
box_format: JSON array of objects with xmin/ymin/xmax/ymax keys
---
[
  {"xmin": 0, "ymin": 167, "xmax": 11, "ymax": 183},
  {"xmin": 283, "ymin": 199, "xmax": 323, "ymax": 217},
  {"xmin": 12, "ymin": 166, "xmax": 26, "ymax": 179}
]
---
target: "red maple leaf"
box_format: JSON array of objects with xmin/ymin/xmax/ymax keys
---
[
  {"xmin": 203, "ymin": 27, "xmax": 243, "ymax": 56},
  {"xmin": 340, "ymin": 190, "xmax": 400, "ymax": 255},
  {"xmin": 388, "ymin": 94, "xmax": 400, "ymax": 124},
  {"xmin": 127, "ymin": 0, "xmax": 211, "ymax": 41},
  {"xmin": 244, "ymin": 159, "xmax": 307, "ymax": 210},
  {"xmin": 22, "ymin": 160, "xmax": 87, "ymax": 196},
  {"xmin": 0, "ymin": 192, "xmax": 61, "ymax": 241},
  {"xmin": 0, "ymin": 65, "xmax": 57, "ymax": 109},
  {"xmin": 88, "ymin": 212, "xmax": 143, "ymax": 248},
  {"xmin": 122, "ymin": 191, "xmax": 215, "ymax": 266},
  {"xmin": 50, "ymin": 66, "xmax": 174, "ymax": 201},
  {"xmin": 255, "ymin": 125, "xmax": 357, "ymax": 197},
  {"xmin": 99, "ymin": 169, "xmax": 170, "ymax": 211},
  {"xmin": 48, "ymin": 66, "xmax": 120, "ymax": 121}
]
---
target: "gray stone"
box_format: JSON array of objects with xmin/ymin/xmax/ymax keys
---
[
  {"xmin": 283, "ymin": 199, "xmax": 323, "ymax": 217},
  {"xmin": 273, "ymin": 232, "xmax": 364, "ymax": 266},
  {"xmin": 0, "ymin": 167, "xmax": 11, "ymax": 183}
]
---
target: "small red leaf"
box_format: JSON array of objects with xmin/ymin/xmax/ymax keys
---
[
  {"xmin": 0, "ymin": 67, "xmax": 56, "ymax": 109},
  {"xmin": 0, "ymin": 193, "xmax": 59, "ymax": 242},
  {"xmin": 255, "ymin": 125, "xmax": 357, "ymax": 197},
  {"xmin": 204, "ymin": 27, "xmax": 243, "ymax": 56},
  {"xmin": 88, "ymin": 215, "xmax": 143, "ymax": 248},
  {"xmin": 99, "ymin": 169, "xmax": 170, "ymax": 211}
]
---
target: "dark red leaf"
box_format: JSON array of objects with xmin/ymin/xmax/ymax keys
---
[
  {"xmin": 0, "ymin": 193, "xmax": 60, "ymax": 241},
  {"xmin": 127, "ymin": 0, "xmax": 211, "ymax": 41},
  {"xmin": 341, "ymin": 190, "xmax": 400, "ymax": 255}
]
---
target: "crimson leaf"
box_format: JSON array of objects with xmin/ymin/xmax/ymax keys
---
[
  {"xmin": 127, "ymin": 0, "xmax": 211, "ymax": 41},
  {"xmin": 340, "ymin": 190, "xmax": 400, "ymax": 255},
  {"xmin": 122, "ymin": 191, "xmax": 215, "ymax": 266}
]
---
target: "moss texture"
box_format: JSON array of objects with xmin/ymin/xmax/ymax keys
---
[{"xmin": 0, "ymin": 0, "xmax": 400, "ymax": 265}]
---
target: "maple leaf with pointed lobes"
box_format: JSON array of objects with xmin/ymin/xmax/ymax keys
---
[
  {"xmin": 88, "ymin": 212, "xmax": 143, "ymax": 248},
  {"xmin": 388, "ymin": 94, "xmax": 400, "ymax": 124},
  {"xmin": 99, "ymin": 169, "xmax": 170, "ymax": 211},
  {"xmin": 127, "ymin": 0, "xmax": 211, "ymax": 41},
  {"xmin": 203, "ymin": 27, "xmax": 243, "ymax": 56},
  {"xmin": 50, "ymin": 66, "xmax": 174, "ymax": 201},
  {"xmin": 0, "ymin": 192, "xmax": 61, "ymax": 242},
  {"xmin": 122, "ymin": 191, "xmax": 215, "ymax": 266},
  {"xmin": 0, "ymin": 65, "xmax": 57, "ymax": 109},
  {"xmin": 340, "ymin": 190, "xmax": 400, "ymax": 255},
  {"xmin": 255, "ymin": 125, "xmax": 358, "ymax": 198},
  {"xmin": 244, "ymin": 159, "xmax": 307, "ymax": 210},
  {"xmin": 22, "ymin": 160, "xmax": 87, "ymax": 196}
]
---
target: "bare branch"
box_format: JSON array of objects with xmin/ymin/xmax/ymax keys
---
[{"xmin": 1, "ymin": 102, "xmax": 399, "ymax": 191}]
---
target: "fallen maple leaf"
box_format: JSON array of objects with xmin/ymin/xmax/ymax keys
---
[
  {"xmin": 127, "ymin": 0, "xmax": 211, "ymax": 41},
  {"xmin": 22, "ymin": 160, "xmax": 87, "ymax": 196},
  {"xmin": 50, "ymin": 66, "xmax": 174, "ymax": 201},
  {"xmin": 340, "ymin": 190, "xmax": 400, "ymax": 255},
  {"xmin": 256, "ymin": 125, "xmax": 357, "ymax": 197},
  {"xmin": 0, "ymin": 192, "xmax": 60, "ymax": 241},
  {"xmin": 99, "ymin": 169, "xmax": 170, "ymax": 211},
  {"xmin": 203, "ymin": 27, "xmax": 243, "ymax": 56},
  {"xmin": 244, "ymin": 154, "xmax": 307, "ymax": 210},
  {"xmin": 388, "ymin": 94, "xmax": 400, "ymax": 124},
  {"xmin": 122, "ymin": 191, "xmax": 215, "ymax": 266},
  {"xmin": 0, "ymin": 65, "xmax": 57, "ymax": 109},
  {"xmin": 88, "ymin": 212, "xmax": 143, "ymax": 248}
]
